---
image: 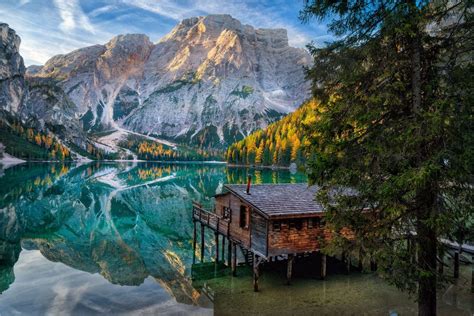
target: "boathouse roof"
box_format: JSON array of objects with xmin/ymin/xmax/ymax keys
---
[{"xmin": 222, "ymin": 183, "xmax": 323, "ymax": 219}]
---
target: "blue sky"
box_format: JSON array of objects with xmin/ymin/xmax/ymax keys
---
[{"xmin": 0, "ymin": 0, "xmax": 332, "ymax": 66}]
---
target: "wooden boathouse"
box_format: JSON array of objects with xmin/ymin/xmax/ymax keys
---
[{"xmin": 192, "ymin": 178, "xmax": 331, "ymax": 291}]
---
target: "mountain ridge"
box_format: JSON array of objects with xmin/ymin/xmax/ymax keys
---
[
  {"xmin": 1, "ymin": 15, "xmax": 311, "ymax": 160},
  {"xmin": 27, "ymin": 14, "xmax": 311, "ymax": 147}
]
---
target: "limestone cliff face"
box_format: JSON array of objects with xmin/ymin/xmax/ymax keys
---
[
  {"xmin": 30, "ymin": 34, "xmax": 154, "ymax": 131},
  {"xmin": 27, "ymin": 15, "xmax": 311, "ymax": 147},
  {"xmin": 0, "ymin": 23, "xmax": 26, "ymax": 114}
]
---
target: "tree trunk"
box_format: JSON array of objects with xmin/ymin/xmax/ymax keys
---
[{"xmin": 416, "ymin": 207, "xmax": 437, "ymax": 316}]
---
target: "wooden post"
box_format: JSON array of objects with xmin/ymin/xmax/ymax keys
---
[
  {"xmin": 370, "ymin": 259, "xmax": 377, "ymax": 271},
  {"xmin": 231, "ymin": 242, "xmax": 237, "ymax": 276},
  {"xmin": 342, "ymin": 252, "xmax": 349, "ymax": 274},
  {"xmin": 215, "ymin": 233, "xmax": 219, "ymax": 263},
  {"xmin": 222, "ymin": 237, "xmax": 226, "ymax": 264},
  {"xmin": 200, "ymin": 224, "xmax": 205, "ymax": 262},
  {"xmin": 227, "ymin": 238, "xmax": 232, "ymax": 267},
  {"xmin": 253, "ymin": 253, "xmax": 259, "ymax": 292},
  {"xmin": 192, "ymin": 221, "xmax": 197, "ymax": 264},
  {"xmin": 438, "ymin": 247, "xmax": 444, "ymax": 274},
  {"xmin": 471, "ymin": 256, "xmax": 474, "ymax": 294},
  {"xmin": 407, "ymin": 237, "xmax": 413, "ymax": 263},
  {"xmin": 320, "ymin": 253, "xmax": 327, "ymax": 280},
  {"xmin": 358, "ymin": 248, "xmax": 363, "ymax": 271},
  {"xmin": 287, "ymin": 254, "xmax": 294, "ymax": 285},
  {"xmin": 346, "ymin": 256, "xmax": 351, "ymax": 274},
  {"xmin": 454, "ymin": 251, "xmax": 459, "ymax": 279}
]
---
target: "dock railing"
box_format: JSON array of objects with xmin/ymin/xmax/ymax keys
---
[{"xmin": 192, "ymin": 202, "xmax": 230, "ymax": 236}]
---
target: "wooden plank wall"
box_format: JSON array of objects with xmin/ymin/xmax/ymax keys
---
[
  {"xmin": 268, "ymin": 216, "xmax": 329, "ymax": 256},
  {"xmin": 251, "ymin": 210, "xmax": 267, "ymax": 256},
  {"xmin": 215, "ymin": 194, "xmax": 251, "ymax": 248}
]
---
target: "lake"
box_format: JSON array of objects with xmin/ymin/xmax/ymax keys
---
[{"xmin": 0, "ymin": 162, "xmax": 472, "ymax": 315}]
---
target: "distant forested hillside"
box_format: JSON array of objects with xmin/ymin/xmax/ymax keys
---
[{"xmin": 225, "ymin": 100, "xmax": 318, "ymax": 167}]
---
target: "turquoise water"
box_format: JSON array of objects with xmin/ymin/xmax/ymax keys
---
[{"xmin": 0, "ymin": 162, "xmax": 472, "ymax": 315}]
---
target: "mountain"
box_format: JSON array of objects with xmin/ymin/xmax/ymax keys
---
[
  {"xmin": 26, "ymin": 14, "xmax": 311, "ymax": 149},
  {"xmin": 0, "ymin": 23, "xmax": 92, "ymax": 161},
  {"xmin": 0, "ymin": 15, "xmax": 311, "ymax": 160},
  {"xmin": 0, "ymin": 23, "xmax": 27, "ymax": 114},
  {"xmin": 225, "ymin": 99, "xmax": 318, "ymax": 167}
]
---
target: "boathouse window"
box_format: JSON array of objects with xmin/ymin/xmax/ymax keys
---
[
  {"xmin": 289, "ymin": 220, "xmax": 303, "ymax": 230},
  {"xmin": 272, "ymin": 221, "xmax": 281, "ymax": 231},
  {"xmin": 296, "ymin": 220, "xmax": 303, "ymax": 230},
  {"xmin": 308, "ymin": 218, "xmax": 313, "ymax": 229},
  {"xmin": 239, "ymin": 205, "xmax": 249, "ymax": 229},
  {"xmin": 223, "ymin": 206, "xmax": 231, "ymax": 220},
  {"xmin": 313, "ymin": 217, "xmax": 320, "ymax": 227}
]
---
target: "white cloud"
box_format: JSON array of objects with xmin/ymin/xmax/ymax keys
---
[
  {"xmin": 121, "ymin": 0, "xmax": 193, "ymax": 21},
  {"xmin": 18, "ymin": 0, "xmax": 31, "ymax": 6},
  {"xmin": 53, "ymin": 0, "xmax": 95, "ymax": 34},
  {"xmin": 2, "ymin": 0, "xmax": 329, "ymax": 65},
  {"xmin": 89, "ymin": 5, "xmax": 118, "ymax": 18}
]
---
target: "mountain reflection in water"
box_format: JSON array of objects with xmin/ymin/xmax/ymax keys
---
[{"xmin": 0, "ymin": 162, "xmax": 305, "ymax": 315}]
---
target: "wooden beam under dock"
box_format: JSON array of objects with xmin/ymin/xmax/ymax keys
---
[
  {"xmin": 454, "ymin": 251, "xmax": 460, "ymax": 278},
  {"xmin": 253, "ymin": 253, "xmax": 260, "ymax": 292},
  {"xmin": 200, "ymin": 223, "xmax": 205, "ymax": 262},
  {"xmin": 227, "ymin": 238, "xmax": 232, "ymax": 266},
  {"xmin": 231, "ymin": 242, "xmax": 237, "ymax": 276},
  {"xmin": 215, "ymin": 232, "xmax": 219, "ymax": 263},
  {"xmin": 320, "ymin": 253, "xmax": 326, "ymax": 280},
  {"xmin": 192, "ymin": 220, "xmax": 197, "ymax": 264},
  {"xmin": 287, "ymin": 254, "xmax": 294, "ymax": 285}
]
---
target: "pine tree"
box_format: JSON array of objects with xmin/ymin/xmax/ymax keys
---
[{"xmin": 301, "ymin": 1, "xmax": 473, "ymax": 315}]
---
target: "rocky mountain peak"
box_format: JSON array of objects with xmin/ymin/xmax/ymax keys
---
[
  {"xmin": 21, "ymin": 15, "xmax": 311, "ymax": 148},
  {"xmin": 161, "ymin": 14, "xmax": 244, "ymax": 43},
  {"xmin": 0, "ymin": 23, "xmax": 26, "ymax": 113}
]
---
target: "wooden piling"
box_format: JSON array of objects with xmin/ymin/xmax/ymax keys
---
[
  {"xmin": 358, "ymin": 248, "xmax": 363, "ymax": 271},
  {"xmin": 215, "ymin": 232, "xmax": 219, "ymax": 263},
  {"xmin": 200, "ymin": 224, "xmax": 205, "ymax": 262},
  {"xmin": 320, "ymin": 253, "xmax": 327, "ymax": 280},
  {"xmin": 231, "ymin": 242, "xmax": 237, "ymax": 276},
  {"xmin": 346, "ymin": 256, "xmax": 351, "ymax": 274},
  {"xmin": 227, "ymin": 238, "xmax": 232, "ymax": 266},
  {"xmin": 471, "ymin": 256, "xmax": 473, "ymax": 294},
  {"xmin": 438, "ymin": 247, "xmax": 444, "ymax": 274},
  {"xmin": 253, "ymin": 253, "xmax": 259, "ymax": 292},
  {"xmin": 222, "ymin": 237, "xmax": 226, "ymax": 264},
  {"xmin": 454, "ymin": 251, "xmax": 459, "ymax": 279},
  {"xmin": 407, "ymin": 237, "xmax": 413, "ymax": 263},
  {"xmin": 370, "ymin": 259, "xmax": 377, "ymax": 271},
  {"xmin": 192, "ymin": 220, "xmax": 197, "ymax": 264},
  {"xmin": 287, "ymin": 254, "xmax": 294, "ymax": 285}
]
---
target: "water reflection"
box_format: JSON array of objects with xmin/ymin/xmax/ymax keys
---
[
  {"xmin": 1, "ymin": 162, "xmax": 471, "ymax": 315},
  {"xmin": 0, "ymin": 162, "xmax": 305, "ymax": 314}
]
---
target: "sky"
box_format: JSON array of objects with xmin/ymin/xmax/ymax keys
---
[{"xmin": 0, "ymin": 0, "xmax": 332, "ymax": 66}]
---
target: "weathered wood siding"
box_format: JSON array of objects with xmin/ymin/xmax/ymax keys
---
[
  {"xmin": 215, "ymin": 194, "xmax": 251, "ymax": 248},
  {"xmin": 215, "ymin": 194, "xmax": 229, "ymax": 218},
  {"xmin": 268, "ymin": 216, "xmax": 328, "ymax": 256},
  {"xmin": 250, "ymin": 210, "xmax": 267, "ymax": 256}
]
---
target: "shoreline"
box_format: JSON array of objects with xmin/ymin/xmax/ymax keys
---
[
  {"xmin": 226, "ymin": 163, "xmax": 292, "ymax": 170},
  {"xmin": 0, "ymin": 158, "xmax": 294, "ymax": 170},
  {"xmin": 0, "ymin": 159, "xmax": 228, "ymax": 165}
]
